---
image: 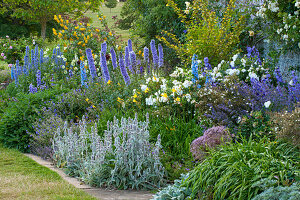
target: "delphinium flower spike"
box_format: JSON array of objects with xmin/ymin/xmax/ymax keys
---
[
  {"xmin": 110, "ymin": 47, "xmax": 118, "ymax": 70},
  {"xmin": 150, "ymin": 39, "xmax": 158, "ymax": 69},
  {"xmin": 129, "ymin": 51, "xmax": 136, "ymax": 73},
  {"xmin": 119, "ymin": 53, "xmax": 131, "ymax": 85},
  {"xmin": 86, "ymin": 48, "xmax": 97, "ymax": 80},
  {"xmin": 144, "ymin": 47, "xmax": 150, "ymax": 73},
  {"xmin": 128, "ymin": 39, "xmax": 133, "ymax": 52},
  {"xmin": 100, "ymin": 52, "xmax": 110, "ymax": 83}
]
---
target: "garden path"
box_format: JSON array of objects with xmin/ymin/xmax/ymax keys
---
[{"xmin": 24, "ymin": 154, "xmax": 154, "ymax": 200}]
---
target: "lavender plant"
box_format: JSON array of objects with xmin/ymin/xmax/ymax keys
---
[{"xmin": 52, "ymin": 114, "xmax": 165, "ymax": 190}]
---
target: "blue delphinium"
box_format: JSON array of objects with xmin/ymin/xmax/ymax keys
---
[
  {"xmin": 80, "ymin": 61, "xmax": 87, "ymax": 87},
  {"xmin": 86, "ymin": 48, "xmax": 97, "ymax": 80},
  {"xmin": 274, "ymin": 67, "xmax": 283, "ymax": 84},
  {"xmin": 24, "ymin": 46, "xmax": 29, "ymax": 69},
  {"xmin": 101, "ymin": 42, "xmax": 107, "ymax": 54},
  {"xmin": 119, "ymin": 53, "xmax": 131, "ymax": 85},
  {"xmin": 128, "ymin": 39, "xmax": 133, "ymax": 52},
  {"xmin": 11, "ymin": 65, "xmax": 15, "ymax": 80},
  {"xmin": 100, "ymin": 52, "xmax": 110, "ymax": 83},
  {"xmin": 110, "ymin": 47, "xmax": 118, "ymax": 70},
  {"xmin": 125, "ymin": 46, "xmax": 133, "ymax": 73},
  {"xmin": 144, "ymin": 47, "xmax": 150, "ymax": 73},
  {"xmin": 29, "ymin": 83, "xmax": 37, "ymax": 94},
  {"xmin": 129, "ymin": 51, "xmax": 136, "ymax": 73},
  {"xmin": 31, "ymin": 49, "xmax": 35, "ymax": 70},
  {"xmin": 34, "ymin": 45, "xmax": 39, "ymax": 69},
  {"xmin": 204, "ymin": 57, "xmax": 212, "ymax": 70},
  {"xmin": 40, "ymin": 48, "xmax": 44, "ymax": 65},
  {"xmin": 150, "ymin": 39, "xmax": 158, "ymax": 68},
  {"xmin": 191, "ymin": 55, "xmax": 201, "ymax": 89},
  {"xmin": 158, "ymin": 43, "xmax": 163, "ymax": 68},
  {"xmin": 36, "ymin": 70, "xmax": 41, "ymax": 87}
]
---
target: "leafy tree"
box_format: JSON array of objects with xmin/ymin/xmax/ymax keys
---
[
  {"xmin": 105, "ymin": 0, "xmax": 118, "ymax": 13},
  {"xmin": 0, "ymin": 0, "xmax": 103, "ymax": 39}
]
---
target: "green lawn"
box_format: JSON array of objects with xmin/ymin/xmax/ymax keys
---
[
  {"xmin": 86, "ymin": 2, "xmax": 131, "ymax": 43},
  {"xmin": 0, "ymin": 145, "xmax": 97, "ymax": 200}
]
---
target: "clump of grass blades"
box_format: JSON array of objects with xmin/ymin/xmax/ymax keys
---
[{"xmin": 182, "ymin": 138, "xmax": 299, "ymax": 200}]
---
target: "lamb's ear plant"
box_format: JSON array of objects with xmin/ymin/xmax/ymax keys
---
[
  {"xmin": 52, "ymin": 113, "xmax": 166, "ymax": 190},
  {"xmin": 182, "ymin": 138, "xmax": 299, "ymax": 200}
]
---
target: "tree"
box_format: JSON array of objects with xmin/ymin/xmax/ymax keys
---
[
  {"xmin": 105, "ymin": 0, "xmax": 118, "ymax": 13},
  {"xmin": 0, "ymin": 0, "xmax": 103, "ymax": 39}
]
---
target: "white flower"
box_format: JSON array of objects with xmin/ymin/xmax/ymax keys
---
[
  {"xmin": 146, "ymin": 96, "xmax": 156, "ymax": 105},
  {"xmin": 172, "ymin": 80, "xmax": 181, "ymax": 86},
  {"xmin": 184, "ymin": 10, "xmax": 190, "ymax": 14},
  {"xmin": 185, "ymin": 94, "xmax": 191, "ymax": 102},
  {"xmin": 241, "ymin": 69, "xmax": 246, "ymax": 73},
  {"xmin": 241, "ymin": 58, "xmax": 246, "ymax": 66},
  {"xmin": 295, "ymin": 10, "xmax": 299, "ymax": 15},
  {"xmin": 264, "ymin": 101, "xmax": 271, "ymax": 108},
  {"xmin": 152, "ymin": 76, "xmax": 159, "ymax": 82},
  {"xmin": 232, "ymin": 54, "xmax": 239, "ymax": 61},
  {"xmin": 160, "ymin": 84, "xmax": 167, "ymax": 91},
  {"xmin": 284, "ymin": 24, "xmax": 289, "ymax": 30},
  {"xmin": 146, "ymin": 77, "xmax": 151, "ymax": 84},
  {"xmin": 62, "ymin": 65, "xmax": 65, "ymax": 69},
  {"xmin": 249, "ymin": 72, "xmax": 259, "ymax": 80},
  {"xmin": 283, "ymin": 34, "xmax": 289, "ymax": 40},
  {"xmin": 216, "ymin": 72, "xmax": 222, "ymax": 78},
  {"xmin": 182, "ymin": 80, "xmax": 192, "ymax": 88},
  {"xmin": 226, "ymin": 69, "xmax": 240, "ymax": 76},
  {"xmin": 74, "ymin": 67, "xmax": 78, "ymax": 71},
  {"xmin": 141, "ymin": 84, "xmax": 148, "ymax": 92},
  {"xmin": 185, "ymin": 1, "xmax": 190, "ymax": 8},
  {"xmin": 289, "ymin": 80, "xmax": 294, "ymax": 86},
  {"xmin": 295, "ymin": 1, "xmax": 300, "ymax": 8},
  {"xmin": 277, "ymin": 28, "xmax": 283, "ymax": 34}
]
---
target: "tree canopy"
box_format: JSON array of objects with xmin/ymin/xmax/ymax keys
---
[{"xmin": 0, "ymin": 0, "xmax": 103, "ymax": 39}]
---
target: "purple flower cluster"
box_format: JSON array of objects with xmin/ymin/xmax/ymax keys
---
[
  {"xmin": 110, "ymin": 47, "xmax": 118, "ymax": 70},
  {"xmin": 36, "ymin": 70, "xmax": 41, "ymax": 87},
  {"xmin": 150, "ymin": 39, "xmax": 158, "ymax": 69},
  {"xmin": 29, "ymin": 83, "xmax": 37, "ymax": 94},
  {"xmin": 129, "ymin": 51, "xmax": 136, "ymax": 73},
  {"xmin": 144, "ymin": 47, "xmax": 150, "ymax": 73},
  {"xmin": 86, "ymin": 48, "xmax": 97, "ymax": 80},
  {"xmin": 100, "ymin": 52, "xmax": 110, "ymax": 83},
  {"xmin": 128, "ymin": 39, "xmax": 133, "ymax": 52},
  {"xmin": 119, "ymin": 53, "xmax": 131, "ymax": 85}
]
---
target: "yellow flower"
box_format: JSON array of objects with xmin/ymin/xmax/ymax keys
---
[
  {"xmin": 138, "ymin": 50, "xmax": 142, "ymax": 55},
  {"xmin": 118, "ymin": 46, "xmax": 122, "ymax": 51},
  {"xmin": 58, "ymin": 15, "xmax": 62, "ymax": 19},
  {"xmin": 145, "ymin": 87, "xmax": 149, "ymax": 93},
  {"xmin": 87, "ymin": 23, "xmax": 90, "ymax": 27},
  {"xmin": 66, "ymin": 20, "xmax": 69, "ymax": 24},
  {"xmin": 107, "ymin": 80, "xmax": 112, "ymax": 84},
  {"xmin": 175, "ymin": 97, "xmax": 180, "ymax": 102},
  {"xmin": 118, "ymin": 82, "xmax": 121, "ymax": 87},
  {"xmin": 109, "ymin": 32, "xmax": 112, "ymax": 36},
  {"xmin": 79, "ymin": 22, "xmax": 82, "ymax": 25},
  {"xmin": 172, "ymin": 88, "xmax": 176, "ymax": 93},
  {"xmin": 78, "ymin": 41, "xmax": 82, "ymax": 45},
  {"xmin": 87, "ymin": 35, "xmax": 90, "ymax": 40},
  {"xmin": 249, "ymin": 30, "xmax": 254, "ymax": 36},
  {"xmin": 85, "ymin": 40, "xmax": 88, "ymax": 44},
  {"xmin": 80, "ymin": 28, "xmax": 86, "ymax": 31},
  {"xmin": 103, "ymin": 16, "xmax": 106, "ymax": 19},
  {"xmin": 96, "ymin": 29, "xmax": 100, "ymax": 32},
  {"xmin": 133, "ymin": 93, "xmax": 138, "ymax": 98},
  {"xmin": 117, "ymin": 97, "xmax": 123, "ymax": 102},
  {"xmin": 133, "ymin": 99, "xmax": 137, "ymax": 103},
  {"xmin": 61, "ymin": 30, "xmax": 65, "ymax": 33},
  {"xmin": 58, "ymin": 32, "xmax": 63, "ymax": 37},
  {"xmin": 73, "ymin": 32, "xmax": 77, "ymax": 36},
  {"xmin": 92, "ymin": 105, "xmax": 96, "ymax": 108},
  {"xmin": 64, "ymin": 26, "xmax": 68, "ymax": 30},
  {"xmin": 85, "ymin": 98, "xmax": 89, "ymax": 102},
  {"xmin": 99, "ymin": 18, "xmax": 102, "ymax": 21},
  {"xmin": 75, "ymin": 26, "xmax": 79, "ymax": 29},
  {"xmin": 161, "ymin": 93, "xmax": 168, "ymax": 98},
  {"xmin": 104, "ymin": 37, "xmax": 107, "ymax": 41}
]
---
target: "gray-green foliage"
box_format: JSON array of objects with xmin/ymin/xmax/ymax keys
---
[
  {"xmin": 52, "ymin": 114, "xmax": 165, "ymax": 190},
  {"xmin": 152, "ymin": 173, "xmax": 192, "ymax": 200},
  {"xmin": 252, "ymin": 181, "xmax": 300, "ymax": 200},
  {"xmin": 182, "ymin": 139, "xmax": 300, "ymax": 200}
]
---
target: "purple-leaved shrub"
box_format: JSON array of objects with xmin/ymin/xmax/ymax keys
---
[{"xmin": 190, "ymin": 126, "xmax": 231, "ymax": 161}]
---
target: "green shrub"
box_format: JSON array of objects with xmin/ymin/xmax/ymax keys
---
[
  {"xmin": 0, "ymin": 87, "xmax": 69, "ymax": 152},
  {"xmin": 182, "ymin": 139, "xmax": 299, "ymax": 200}
]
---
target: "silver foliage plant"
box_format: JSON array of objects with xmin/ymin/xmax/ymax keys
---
[{"xmin": 52, "ymin": 113, "xmax": 165, "ymax": 190}]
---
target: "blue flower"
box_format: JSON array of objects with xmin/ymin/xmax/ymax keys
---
[
  {"xmin": 128, "ymin": 39, "xmax": 133, "ymax": 52},
  {"xmin": 150, "ymin": 39, "xmax": 158, "ymax": 69},
  {"xmin": 119, "ymin": 53, "xmax": 131, "ymax": 85},
  {"xmin": 110, "ymin": 47, "xmax": 118, "ymax": 70},
  {"xmin": 100, "ymin": 52, "xmax": 110, "ymax": 83},
  {"xmin": 86, "ymin": 48, "xmax": 97, "ymax": 80}
]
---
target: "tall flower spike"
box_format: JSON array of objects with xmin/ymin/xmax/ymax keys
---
[
  {"xmin": 158, "ymin": 44, "xmax": 163, "ymax": 68},
  {"xmin": 129, "ymin": 51, "xmax": 136, "ymax": 73},
  {"xmin": 110, "ymin": 47, "xmax": 118, "ymax": 70},
  {"xmin": 11, "ymin": 65, "xmax": 15, "ymax": 80},
  {"xmin": 86, "ymin": 48, "xmax": 97, "ymax": 80},
  {"xmin": 36, "ymin": 70, "xmax": 41, "ymax": 87},
  {"xmin": 125, "ymin": 46, "xmax": 133, "ymax": 73},
  {"xmin": 80, "ymin": 61, "xmax": 87, "ymax": 87},
  {"xmin": 119, "ymin": 53, "xmax": 131, "ymax": 85},
  {"xmin": 34, "ymin": 45, "xmax": 39, "ymax": 69},
  {"xmin": 150, "ymin": 39, "xmax": 158, "ymax": 69},
  {"xmin": 101, "ymin": 42, "xmax": 107, "ymax": 54},
  {"xmin": 100, "ymin": 52, "xmax": 110, "ymax": 83},
  {"xmin": 144, "ymin": 47, "xmax": 150, "ymax": 73},
  {"xmin": 128, "ymin": 39, "xmax": 133, "ymax": 52},
  {"xmin": 40, "ymin": 48, "xmax": 44, "ymax": 65}
]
